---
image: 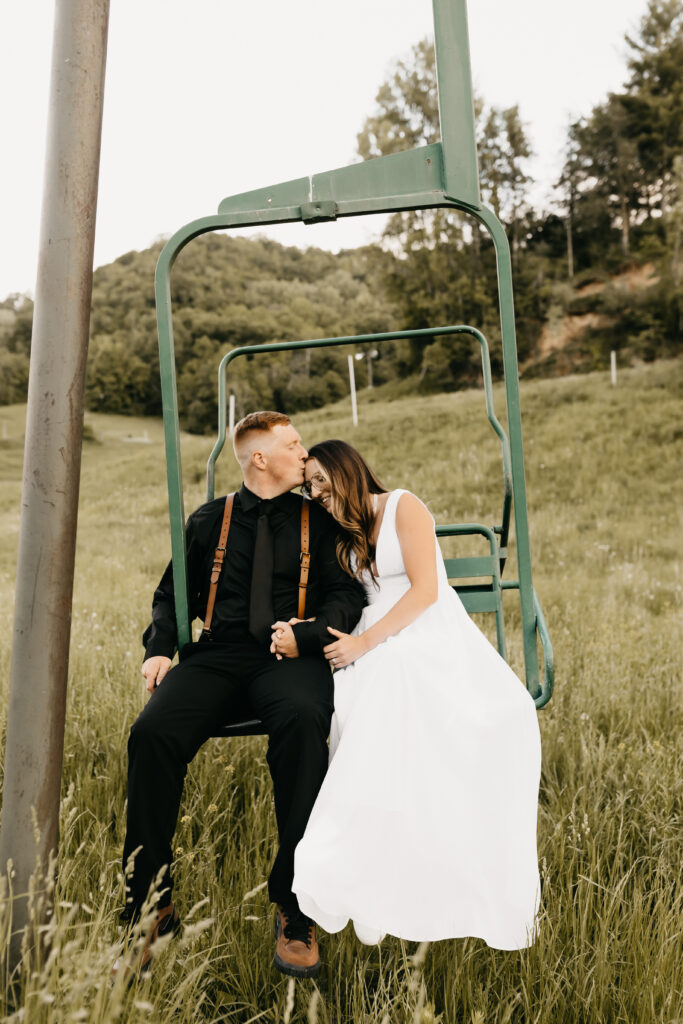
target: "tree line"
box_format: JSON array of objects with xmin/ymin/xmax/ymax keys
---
[{"xmin": 1, "ymin": 0, "xmax": 680, "ymax": 429}]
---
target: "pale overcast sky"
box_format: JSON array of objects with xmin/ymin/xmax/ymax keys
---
[{"xmin": 1, "ymin": 0, "xmax": 649, "ymax": 300}]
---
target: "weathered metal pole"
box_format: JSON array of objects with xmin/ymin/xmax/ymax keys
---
[{"xmin": 0, "ymin": 0, "xmax": 109, "ymax": 970}]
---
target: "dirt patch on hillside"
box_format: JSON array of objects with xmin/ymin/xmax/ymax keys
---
[
  {"xmin": 526, "ymin": 262, "xmax": 659, "ymax": 369},
  {"xmin": 536, "ymin": 313, "xmax": 610, "ymax": 357},
  {"xmin": 577, "ymin": 262, "xmax": 658, "ymax": 297}
]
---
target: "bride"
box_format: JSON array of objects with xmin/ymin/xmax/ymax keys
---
[{"xmin": 287, "ymin": 439, "xmax": 542, "ymax": 950}]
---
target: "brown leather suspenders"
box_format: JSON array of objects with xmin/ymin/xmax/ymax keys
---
[
  {"xmin": 298, "ymin": 500, "xmax": 310, "ymax": 620},
  {"xmin": 202, "ymin": 493, "xmax": 234, "ymax": 636},
  {"xmin": 202, "ymin": 495, "xmax": 311, "ymax": 636}
]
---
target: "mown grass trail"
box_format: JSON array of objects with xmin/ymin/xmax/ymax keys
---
[{"xmin": 0, "ymin": 359, "xmax": 681, "ymax": 1023}]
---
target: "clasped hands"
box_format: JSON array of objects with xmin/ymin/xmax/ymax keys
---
[
  {"xmin": 269, "ymin": 619, "xmax": 302, "ymax": 660},
  {"xmin": 270, "ymin": 619, "xmax": 367, "ymax": 668},
  {"xmin": 141, "ymin": 622, "xmax": 368, "ymax": 691}
]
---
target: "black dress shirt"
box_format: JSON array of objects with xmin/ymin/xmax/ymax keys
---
[{"xmin": 142, "ymin": 484, "xmax": 366, "ymax": 660}]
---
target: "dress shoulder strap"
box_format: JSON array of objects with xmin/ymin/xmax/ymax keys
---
[
  {"xmin": 388, "ymin": 488, "xmax": 435, "ymax": 529},
  {"xmin": 383, "ymin": 488, "xmax": 408, "ymax": 531}
]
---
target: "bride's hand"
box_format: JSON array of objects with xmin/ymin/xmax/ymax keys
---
[{"xmin": 324, "ymin": 627, "xmax": 368, "ymax": 669}]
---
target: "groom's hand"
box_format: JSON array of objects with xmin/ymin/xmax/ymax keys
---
[
  {"xmin": 141, "ymin": 655, "xmax": 172, "ymax": 693},
  {"xmin": 270, "ymin": 621, "xmax": 300, "ymax": 659}
]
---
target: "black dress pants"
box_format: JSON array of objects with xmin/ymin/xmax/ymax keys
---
[{"xmin": 122, "ymin": 637, "xmax": 333, "ymax": 915}]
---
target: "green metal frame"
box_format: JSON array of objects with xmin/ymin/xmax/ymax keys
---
[
  {"xmin": 206, "ymin": 326, "xmax": 510, "ymax": 526},
  {"xmin": 153, "ymin": 0, "xmax": 553, "ymax": 708},
  {"xmin": 437, "ymin": 522, "xmax": 506, "ymax": 659}
]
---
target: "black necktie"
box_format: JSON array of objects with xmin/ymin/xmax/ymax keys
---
[{"xmin": 249, "ymin": 500, "xmax": 275, "ymax": 646}]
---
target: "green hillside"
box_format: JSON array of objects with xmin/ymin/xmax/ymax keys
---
[
  {"xmin": 3, "ymin": 1, "xmax": 682, "ymax": 435},
  {"xmin": 0, "ymin": 235, "xmax": 400, "ymax": 428},
  {"xmin": 0, "ymin": 360, "xmax": 681, "ymax": 1022}
]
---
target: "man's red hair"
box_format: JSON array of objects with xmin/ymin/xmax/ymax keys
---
[{"xmin": 233, "ymin": 411, "xmax": 291, "ymax": 447}]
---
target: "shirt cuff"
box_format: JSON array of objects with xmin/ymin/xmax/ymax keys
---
[
  {"xmin": 143, "ymin": 636, "xmax": 177, "ymax": 661},
  {"xmin": 290, "ymin": 620, "xmax": 325, "ymax": 657}
]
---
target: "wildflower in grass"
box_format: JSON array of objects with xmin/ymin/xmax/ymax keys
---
[
  {"xmin": 242, "ymin": 880, "xmax": 268, "ymax": 902},
  {"xmin": 207, "ymin": 803, "xmax": 219, "ymax": 814},
  {"xmin": 181, "ymin": 814, "xmax": 191, "ymax": 824},
  {"xmin": 283, "ymin": 977, "xmax": 296, "ymax": 1023}
]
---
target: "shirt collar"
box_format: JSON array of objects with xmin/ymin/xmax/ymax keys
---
[{"xmin": 238, "ymin": 482, "xmax": 295, "ymax": 514}]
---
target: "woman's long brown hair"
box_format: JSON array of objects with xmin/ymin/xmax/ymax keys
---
[{"xmin": 307, "ymin": 440, "xmax": 387, "ymax": 581}]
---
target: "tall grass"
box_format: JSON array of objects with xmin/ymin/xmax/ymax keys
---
[{"xmin": 0, "ymin": 360, "xmax": 681, "ymax": 1022}]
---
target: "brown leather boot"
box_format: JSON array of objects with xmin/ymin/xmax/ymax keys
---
[
  {"xmin": 273, "ymin": 905, "xmax": 321, "ymax": 978},
  {"xmin": 112, "ymin": 901, "xmax": 181, "ymax": 984}
]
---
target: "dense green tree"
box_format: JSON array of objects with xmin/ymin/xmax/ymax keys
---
[
  {"xmin": 0, "ymin": 297, "xmax": 33, "ymax": 404},
  {"xmin": 623, "ymin": 0, "xmax": 683, "ymax": 210},
  {"xmin": 479, "ymin": 104, "xmax": 533, "ymax": 269},
  {"xmin": 0, "ymin": 349, "xmax": 29, "ymax": 405},
  {"xmin": 555, "ymin": 126, "xmax": 583, "ymax": 279},
  {"xmin": 2, "ymin": 297, "xmax": 33, "ymax": 356},
  {"xmin": 86, "ymin": 335, "xmax": 154, "ymax": 415},
  {"xmin": 556, "ymin": 124, "xmax": 619, "ymax": 274},
  {"xmin": 573, "ymin": 97, "xmax": 641, "ymax": 257},
  {"xmin": 356, "ymin": 37, "xmax": 536, "ymax": 386},
  {"xmin": 561, "ymin": 0, "xmax": 683, "ymax": 264},
  {"xmin": 357, "ymin": 38, "xmax": 439, "ymax": 160},
  {"xmin": 82, "ymin": 234, "xmax": 398, "ymax": 432}
]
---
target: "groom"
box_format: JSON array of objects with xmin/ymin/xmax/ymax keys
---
[{"xmin": 119, "ymin": 411, "xmax": 365, "ymax": 979}]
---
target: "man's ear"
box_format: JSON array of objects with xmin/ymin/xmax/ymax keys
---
[{"xmin": 251, "ymin": 449, "xmax": 267, "ymax": 471}]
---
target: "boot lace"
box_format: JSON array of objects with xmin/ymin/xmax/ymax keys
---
[{"xmin": 282, "ymin": 909, "xmax": 314, "ymax": 947}]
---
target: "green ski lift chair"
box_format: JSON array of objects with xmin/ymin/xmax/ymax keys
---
[{"xmin": 153, "ymin": 0, "xmax": 554, "ymax": 737}]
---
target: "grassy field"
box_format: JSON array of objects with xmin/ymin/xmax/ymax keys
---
[{"xmin": 0, "ymin": 359, "xmax": 681, "ymax": 1023}]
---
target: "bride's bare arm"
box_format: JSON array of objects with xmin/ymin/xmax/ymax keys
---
[{"xmin": 324, "ymin": 493, "xmax": 439, "ymax": 668}]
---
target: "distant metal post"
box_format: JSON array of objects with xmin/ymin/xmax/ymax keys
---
[
  {"xmin": 348, "ymin": 353, "xmax": 358, "ymax": 426},
  {"xmin": 365, "ymin": 348, "xmax": 379, "ymax": 388},
  {"xmin": 354, "ymin": 348, "xmax": 378, "ymax": 388},
  {"xmin": 0, "ymin": 0, "xmax": 109, "ymax": 971},
  {"xmin": 611, "ymin": 350, "xmax": 617, "ymax": 386}
]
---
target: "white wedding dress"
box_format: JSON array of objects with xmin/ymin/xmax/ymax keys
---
[{"xmin": 293, "ymin": 489, "xmax": 542, "ymax": 950}]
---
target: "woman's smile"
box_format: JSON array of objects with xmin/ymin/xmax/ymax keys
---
[{"xmin": 304, "ymin": 459, "xmax": 333, "ymax": 511}]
